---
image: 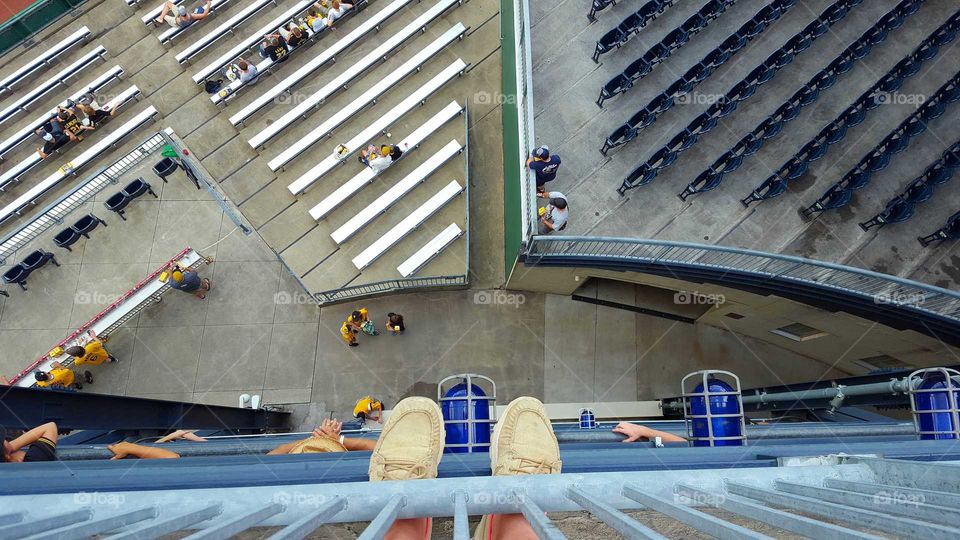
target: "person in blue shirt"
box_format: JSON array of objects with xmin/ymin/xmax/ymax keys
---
[{"xmin": 526, "ymin": 145, "xmax": 561, "ymax": 194}]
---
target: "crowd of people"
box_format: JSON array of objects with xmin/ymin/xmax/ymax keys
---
[
  {"xmin": 339, "ymin": 307, "xmax": 405, "ymax": 347},
  {"xmin": 34, "ymin": 95, "xmax": 117, "ymax": 159}
]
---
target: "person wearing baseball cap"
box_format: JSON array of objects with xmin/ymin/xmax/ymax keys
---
[
  {"xmin": 155, "ymin": 0, "xmax": 212, "ymax": 28},
  {"xmin": 526, "ymin": 145, "xmax": 562, "ymax": 194}
]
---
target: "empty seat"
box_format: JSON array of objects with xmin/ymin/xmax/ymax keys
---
[
  {"xmin": 0, "ymin": 26, "xmax": 91, "ymax": 94},
  {"xmin": 2, "ymin": 265, "xmax": 29, "ymax": 290},
  {"xmin": 593, "ymin": 27, "xmax": 627, "ymax": 62},
  {"xmin": 859, "ymin": 197, "xmax": 914, "ymax": 231},
  {"xmin": 72, "ymin": 214, "xmax": 108, "ymax": 237},
  {"xmin": 919, "ymin": 210, "xmax": 960, "ymax": 247},
  {"xmin": 153, "ymin": 158, "xmax": 179, "ymax": 182},
  {"xmin": 588, "ymin": 0, "xmax": 616, "ymax": 22},
  {"xmin": 122, "ymin": 178, "xmax": 158, "ymax": 199},
  {"xmin": 53, "ymin": 228, "xmax": 82, "ymax": 251},
  {"xmin": 104, "ymin": 193, "xmax": 132, "ymax": 220}
]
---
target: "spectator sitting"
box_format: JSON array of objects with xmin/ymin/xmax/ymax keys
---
[
  {"xmin": 305, "ymin": 1, "xmax": 330, "ymax": 32},
  {"xmin": 537, "ymin": 191, "xmax": 568, "ymax": 233},
  {"xmin": 280, "ymin": 23, "xmax": 307, "ymax": 48},
  {"xmin": 76, "ymin": 102, "xmax": 116, "ymax": 128},
  {"xmin": 2, "ymin": 422, "xmax": 59, "ymax": 463},
  {"xmin": 35, "ymin": 128, "xmax": 70, "ymax": 159},
  {"xmin": 155, "ymin": 0, "xmax": 212, "ymax": 28},
  {"xmin": 259, "ymin": 34, "xmax": 289, "ymax": 63},
  {"xmin": 359, "ymin": 143, "xmax": 406, "ymax": 173},
  {"xmin": 230, "ymin": 59, "xmax": 259, "ymax": 85},
  {"xmin": 324, "ymin": 0, "xmax": 353, "ymax": 27}
]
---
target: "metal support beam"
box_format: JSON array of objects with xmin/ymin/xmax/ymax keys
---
[
  {"xmin": 268, "ymin": 497, "xmax": 347, "ymax": 540},
  {"xmin": 0, "ymin": 386, "xmax": 288, "ymax": 431},
  {"xmin": 623, "ymin": 485, "xmax": 771, "ymax": 540},
  {"xmin": 825, "ymin": 479, "xmax": 960, "ymax": 509},
  {"xmin": 857, "ymin": 457, "xmax": 960, "ymax": 492},
  {"xmin": 515, "ymin": 491, "xmax": 566, "ymax": 540},
  {"xmin": 0, "ymin": 508, "xmax": 91, "ymax": 538},
  {"xmin": 32, "ymin": 507, "xmax": 157, "ymax": 540},
  {"xmin": 726, "ymin": 481, "xmax": 960, "ymax": 540},
  {"xmin": 106, "ymin": 504, "xmax": 223, "ymax": 540},
  {"xmin": 453, "ymin": 491, "xmax": 469, "ymax": 540},
  {"xmin": 183, "ymin": 504, "xmax": 283, "ymax": 540},
  {"xmin": 776, "ymin": 480, "xmax": 960, "ymax": 526},
  {"xmin": 358, "ymin": 495, "xmax": 405, "ymax": 540},
  {"xmin": 567, "ymin": 486, "xmax": 666, "ymax": 539},
  {"xmin": 0, "ymin": 514, "xmax": 22, "ymax": 527},
  {"xmin": 674, "ymin": 484, "xmax": 882, "ymax": 540}
]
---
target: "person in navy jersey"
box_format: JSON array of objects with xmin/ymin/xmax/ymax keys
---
[{"xmin": 526, "ymin": 146, "xmax": 561, "ymax": 194}]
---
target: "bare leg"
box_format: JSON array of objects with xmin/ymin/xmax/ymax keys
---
[
  {"xmin": 384, "ymin": 518, "xmax": 431, "ymax": 540},
  {"xmin": 489, "ymin": 515, "xmax": 537, "ymax": 540},
  {"xmin": 155, "ymin": 1, "xmax": 174, "ymax": 23}
]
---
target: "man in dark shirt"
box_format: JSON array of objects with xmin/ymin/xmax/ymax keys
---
[
  {"xmin": 526, "ymin": 145, "xmax": 561, "ymax": 194},
  {"xmin": 260, "ymin": 35, "xmax": 289, "ymax": 63},
  {"xmin": 2, "ymin": 422, "xmax": 58, "ymax": 462}
]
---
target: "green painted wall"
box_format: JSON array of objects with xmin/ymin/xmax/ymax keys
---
[{"xmin": 500, "ymin": 0, "xmax": 523, "ymax": 280}]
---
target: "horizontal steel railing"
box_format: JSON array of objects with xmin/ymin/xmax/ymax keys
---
[
  {"xmin": 526, "ymin": 236, "xmax": 960, "ymax": 322},
  {"xmin": 314, "ymin": 275, "xmax": 468, "ymax": 305}
]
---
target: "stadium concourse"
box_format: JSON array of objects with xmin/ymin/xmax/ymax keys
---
[
  {"xmin": 534, "ymin": 0, "xmax": 960, "ymax": 290},
  {"xmin": 0, "ymin": 0, "xmax": 918, "ymax": 422}
]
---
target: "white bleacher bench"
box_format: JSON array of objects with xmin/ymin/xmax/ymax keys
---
[
  {"xmin": 397, "ymin": 222, "xmax": 463, "ymax": 277},
  {"xmin": 141, "ymin": 0, "xmax": 186, "ymax": 24},
  {"xmin": 309, "ymin": 100, "xmax": 463, "ymax": 220},
  {"xmin": 353, "ymin": 179, "xmax": 463, "ymax": 270},
  {"xmin": 0, "ymin": 26, "xmax": 91, "ymax": 95},
  {"xmin": 331, "ymin": 139, "xmax": 462, "ymax": 244},
  {"xmin": 0, "ymin": 85, "xmax": 142, "ymax": 190},
  {"xmin": 0, "ymin": 45, "xmax": 108, "ymax": 126},
  {"xmin": 284, "ymin": 59, "xmax": 467, "ymax": 192},
  {"xmin": 191, "ymin": 0, "xmax": 312, "ymax": 74},
  {"xmin": 0, "ymin": 65, "xmax": 125, "ymax": 160},
  {"xmin": 175, "ymin": 0, "xmax": 277, "ymax": 63},
  {"xmin": 225, "ymin": 0, "xmax": 417, "ymax": 117},
  {"xmin": 249, "ymin": 21, "xmax": 467, "ymax": 149},
  {"xmin": 0, "ymin": 106, "xmax": 159, "ymax": 225},
  {"xmin": 158, "ymin": 0, "xmax": 233, "ymax": 44}
]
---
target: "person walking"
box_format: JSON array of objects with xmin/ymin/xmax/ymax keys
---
[
  {"xmin": 165, "ymin": 262, "xmax": 211, "ymax": 299},
  {"xmin": 526, "ymin": 145, "xmax": 561, "ymax": 194},
  {"xmin": 65, "ymin": 329, "xmax": 117, "ymax": 366}
]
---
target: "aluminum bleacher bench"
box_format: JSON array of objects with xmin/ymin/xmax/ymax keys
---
[
  {"xmin": 0, "ymin": 106, "xmax": 159, "ymax": 225},
  {"xmin": 226, "ymin": 0, "xmax": 420, "ymax": 119},
  {"xmin": 0, "ymin": 26, "xmax": 92, "ymax": 95},
  {"xmin": 352, "ymin": 179, "xmax": 463, "ymax": 270},
  {"xmin": 309, "ymin": 100, "xmax": 463, "ymax": 220},
  {"xmin": 0, "ymin": 46, "xmax": 108, "ymax": 127},
  {"xmin": 331, "ymin": 139, "xmax": 463, "ymax": 244},
  {"xmin": 249, "ymin": 21, "xmax": 467, "ymax": 149},
  {"xmin": 158, "ymin": 0, "xmax": 233, "ymax": 44},
  {"xmin": 141, "ymin": 0, "xmax": 186, "ymax": 25},
  {"xmin": 0, "ymin": 86, "xmax": 142, "ymax": 190},
  {"xmin": 191, "ymin": 0, "xmax": 313, "ymax": 74},
  {"xmin": 175, "ymin": 0, "xmax": 278, "ymax": 63},
  {"xmin": 397, "ymin": 222, "xmax": 462, "ymax": 277},
  {"xmin": 0, "ymin": 65, "xmax": 125, "ymax": 161},
  {"xmin": 283, "ymin": 58, "xmax": 468, "ymax": 192}
]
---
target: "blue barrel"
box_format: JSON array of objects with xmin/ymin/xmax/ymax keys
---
[
  {"xmin": 915, "ymin": 374, "xmax": 960, "ymax": 440},
  {"xmin": 441, "ymin": 382, "xmax": 492, "ymax": 453},
  {"xmin": 690, "ymin": 379, "xmax": 743, "ymax": 447}
]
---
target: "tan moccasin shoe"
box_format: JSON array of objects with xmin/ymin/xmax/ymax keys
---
[
  {"xmin": 368, "ymin": 396, "xmax": 444, "ymax": 481},
  {"xmin": 490, "ymin": 397, "xmax": 562, "ymax": 476}
]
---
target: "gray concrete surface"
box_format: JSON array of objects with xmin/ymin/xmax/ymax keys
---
[{"xmin": 531, "ymin": 0, "xmax": 960, "ymax": 289}]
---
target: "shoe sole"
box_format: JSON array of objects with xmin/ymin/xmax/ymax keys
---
[
  {"xmin": 369, "ymin": 396, "xmax": 444, "ymax": 481},
  {"xmin": 490, "ymin": 396, "xmax": 551, "ymax": 474}
]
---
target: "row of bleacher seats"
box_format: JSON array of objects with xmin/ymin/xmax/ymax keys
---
[
  {"xmin": 263, "ymin": 25, "xmax": 467, "ymax": 167},
  {"xmin": 592, "ymin": 0, "xmax": 676, "ymax": 63},
  {"xmin": 0, "ymin": 45, "xmax": 108, "ymax": 126},
  {"xmin": 224, "ymin": 0, "xmax": 403, "ymax": 115},
  {"xmin": 0, "ymin": 65, "xmax": 124, "ymax": 160},
  {"xmin": 919, "ymin": 210, "xmax": 960, "ymax": 246},
  {"xmin": 800, "ymin": 73, "xmax": 960, "ymax": 217},
  {"xmin": 601, "ymin": 0, "xmax": 796, "ymax": 151},
  {"xmin": 741, "ymin": 5, "xmax": 951, "ymax": 206},
  {"xmin": 52, "ymin": 213, "xmax": 108, "ymax": 251},
  {"xmin": 247, "ymin": 17, "xmax": 466, "ymax": 149},
  {"xmin": 0, "ymin": 85, "xmax": 142, "ymax": 190},
  {"xmin": 860, "ymin": 141, "xmax": 960, "ymax": 231},
  {"xmin": 285, "ymin": 59, "xmax": 467, "ymax": 192},
  {"xmin": 141, "ymin": 0, "xmax": 186, "ymax": 25},
  {"xmin": 0, "ymin": 26, "xmax": 91, "ymax": 95},
  {"xmin": 175, "ymin": 0, "xmax": 277, "ymax": 62},
  {"xmin": 595, "ymin": 0, "xmax": 737, "ymax": 107},
  {"xmin": 613, "ymin": 0, "xmax": 866, "ymax": 193},
  {"xmin": 1, "ymin": 249, "xmax": 59, "ymax": 290},
  {"xmin": 678, "ymin": 0, "xmax": 933, "ymax": 200},
  {"xmin": 157, "ymin": 0, "xmax": 234, "ymax": 45}
]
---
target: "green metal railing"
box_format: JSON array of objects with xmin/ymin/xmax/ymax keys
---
[{"xmin": 0, "ymin": 0, "xmax": 86, "ymax": 56}]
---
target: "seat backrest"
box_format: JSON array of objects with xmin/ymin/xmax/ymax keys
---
[{"xmin": 105, "ymin": 192, "xmax": 129, "ymax": 210}]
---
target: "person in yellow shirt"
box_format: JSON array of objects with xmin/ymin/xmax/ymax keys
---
[
  {"xmin": 341, "ymin": 320, "xmax": 359, "ymax": 347},
  {"xmin": 34, "ymin": 362, "xmax": 91, "ymax": 390},
  {"xmin": 353, "ymin": 396, "xmax": 383, "ymax": 423},
  {"xmin": 64, "ymin": 330, "xmax": 117, "ymax": 366}
]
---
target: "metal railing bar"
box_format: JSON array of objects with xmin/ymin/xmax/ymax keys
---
[
  {"xmin": 515, "ymin": 491, "xmax": 566, "ymax": 540},
  {"xmin": 267, "ymin": 497, "xmax": 346, "ymax": 540},
  {"xmin": 105, "ymin": 504, "xmax": 222, "ymax": 540},
  {"xmin": 357, "ymin": 495, "xmax": 405, "ymax": 540},
  {"xmin": 567, "ymin": 486, "xmax": 666, "ymax": 539},
  {"xmin": 182, "ymin": 503, "xmax": 283, "ymax": 540},
  {"xmin": 622, "ymin": 485, "xmax": 771, "ymax": 540}
]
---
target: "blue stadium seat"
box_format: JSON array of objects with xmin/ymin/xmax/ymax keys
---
[
  {"xmin": 859, "ymin": 197, "xmax": 914, "ymax": 231},
  {"xmin": 742, "ymin": 176, "xmax": 788, "ymax": 206},
  {"xmin": 801, "ymin": 185, "xmax": 853, "ymax": 217},
  {"xmin": 903, "ymin": 180, "xmax": 934, "ymax": 204},
  {"xmin": 593, "ymin": 27, "xmax": 628, "ymax": 63},
  {"xmin": 601, "ymin": 124, "xmax": 636, "ymax": 155},
  {"xmin": 596, "ymin": 75, "xmax": 631, "ymax": 107},
  {"xmin": 679, "ymin": 170, "xmax": 723, "ymax": 201},
  {"xmin": 918, "ymin": 210, "xmax": 960, "ymax": 246},
  {"xmin": 588, "ymin": 0, "xmax": 616, "ymax": 22},
  {"xmin": 619, "ymin": 12, "xmax": 645, "ymax": 35}
]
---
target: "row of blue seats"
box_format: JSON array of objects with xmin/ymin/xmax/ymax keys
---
[
  {"xmin": 860, "ymin": 140, "xmax": 960, "ymax": 231},
  {"xmin": 596, "ymin": 0, "xmax": 737, "ymax": 107},
  {"xmin": 592, "ymin": 0, "xmax": 676, "ymax": 62},
  {"xmin": 600, "ymin": 0, "xmax": 796, "ymax": 152},
  {"xmin": 613, "ymin": 0, "xmax": 865, "ymax": 194},
  {"xmin": 741, "ymin": 5, "xmax": 949, "ymax": 207},
  {"xmin": 919, "ymin": 209, "xmax": 960, "ymax": 246},
  {"xmin": 801, "ymin": 73, "xmax": 960, "ymax": 218},
  {"xmin": 679, "ymin": 0, "xmax": 933, "ymax": 201},
  {"xmin": 589, "ymin": 0, "xmax": 617, "ymax": 22}
]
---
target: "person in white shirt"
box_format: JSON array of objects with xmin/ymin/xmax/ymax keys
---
[
  {"xmin": 233, "ymin": 59, "xmax": 259, "ymax": 85},
  {"xmin": 359, "ymin": 143, "xmax": 405, "ymax": 173},
  {"xmin": 538, "ymin": 191, "xmax": 568, "ymax": 233},
  {"xmin": 324, "ymin": 0, "xmax": 353, "ymax": 27}
]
